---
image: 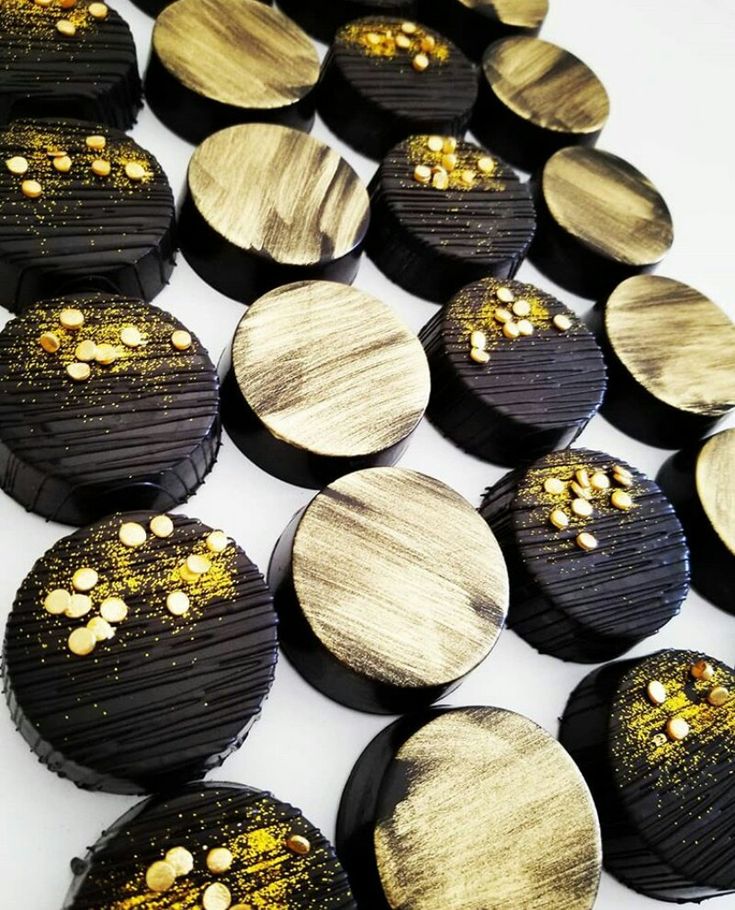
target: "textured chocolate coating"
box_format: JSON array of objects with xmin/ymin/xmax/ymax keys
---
[
  {"xmin": 64, "ymin": 782, "xmax": 356, "ymax": 908},
  {"xmin": 132, "ymin": 0, "xmax": 270, "ymax": 18},
  {"xmin": 480, "ymin": 448, "xmax": 689, "ymax": 662},
  {"xmin": 0, "ymin": 118, "xmax": 176, "ymax": 312},
  {"xmin": 560, "ymin": 650, "xmax": 735, "ymax": 902},
  {"xmin": 3, "ymin": 512, "xmax": 277, "ymax": 794},
  {"xmin": 368, "ymin": 135, "xmax": 535, "ymax": 302},
  {"xmin": 318, "ymin": 19, "xmax": 478, "ymax": 160},
  {"xmin": 0, "ymin": 293, "xmax": 220, "ymax": 525},
  {"xmin": 419, "ymin": 276, "xmax": 606, "ymax": 465},
  {"xmin": 0, "ymin": 0, "xmax": 141, "ymax": 129},
  {"xmin": 278, "ymin": 0, "xmax": 416, "ymax": 43}
]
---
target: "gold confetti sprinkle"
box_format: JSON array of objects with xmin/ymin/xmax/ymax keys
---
[
  {"xmin": 549, "ymin": 508, "xmax": 569, "ymax": 530},
  {"xmin": 590, "ymin": 471, "xmax": 610, "ymax": 490},
  {"xmin": 91, "ymin": 158, "xmax": 111, "ymax": 177},
  {"xmin": 21, "ymin": 179, "xmax": 42, "ymax": 199},
  {"xmin": 427, "ymin": 136, "xmax": 443, "ymax": 152},
  {"xmin": 553, "ymin": 313, "xmax": 572, "ymax": 332},
  {"xmin": 120, "ymin": 325, "xmax": 143, "ymax": 347},
  {"xmin": 86, "ymin": 134, "xmax": 106, "ymax": 150},
  {"xmin": 146, "ymin": 861, "xmax": 176, "ymax": 893},
  {"xmin": 666, "ymin": 716, "xmax": 690, "ymax": 741},
  {"xmin": 412, "ymin": 53, "xmax": 430, "ymax": 71},
  {"xmin": 43, "ymin": 589, "xmax": 71, "ymax": 615},
  {"xmin": 56, "ymin": 18, "xmax": 76, "ymax": 35},
  {"xmin": 65, "ymin": 593, "xmax": 92, "ymax": 618},
  {"xmin": 95, "ymin": 343, "xmax": 117, "ymax": 365},
  {"xmin": 517, "ymin": 319, "xmax": 533, "ymax": 336},
  {"xmin": 99, "ymin": 596, "xmax": 128, "ymax": 623},
  {"xmin": 68, "ymin": 627, "xmax": 96, "ymax": 656},
  {"xmin": 186, "ymin": 554, "xmax": 211, "ymax": 575},
  {"xmin": 512, "ymin": 299, "xmax": 531, "ymax": 317},
  {"xmin": 74, "ymin": 339, "xmax": 97, "ymax": 363},
  {"xmin": 576, "ymin": 531, "xmax": 598, "ymax": 551},
  {"xmin": 646, "ymin": 680, "xmax": 667, "ymax": 705},
  {"xmin": 119, "ymin": 522, "xmax": 147, "ymax": 547},
  {"xmin": 202, "ymin": 882, "xmax": 232, "ymax": 910},
  {"xmin": 59, "ymin": 308, "xmax": 84, "ymax": 330},
  {"xmin": 171, "ymin": 330, "xmax": 192, "ymax": 351},
  {"xmin": 164, "ymin": 846, "xmax": 194, "ymax": 877},
  {"xmin": 708, "ymin": 686, "xmax": 730, "ymax": 707},
  {"xmin": 610, "ymin": 489, "xmax": 633, "ymax": 511},
  {"xmin": 470, "ymin": 347, "xmax": 490, "ymax": 364},
  {"xmin": 72, "ymin": 567, "xmax": 98, "ymax": 592},
  {"xmin": 88, "ymin": 0, "xmax": 108, "ymax": 16},
  {"xmin": 571, "ymin": 497, "xmax": 593, "ymax": 518},
  {"xmin": 52, "ymin": 154, "xmax": 72, "ymax": 173},
  {"xmin": 544, "ymin": 477, "xmax": 565, "ymax": 495},
  {"xmin": 150, "ymin": 515, "xmax": 174, "ymax": 538},
  {"xmin": 206, "ymin": 847, "xmax": 234, "ymax": 874},
  {"xmin": 206, "ymin": 531, "xmax": 229, "ymax": 554},
  {"xmin": 470, "ymin": 330, "xmax": 487, "ymax": 349},
  {"xmin": 87, "ymin": 616, "xmax": 115, "ymax": 641},
  {"xmin": 477, "ymin": 156, "xmax": 494, "ymax": 174},
  {"xmin": 496, "ymin": 286, "xmax": 515, "ymax": 304},
  {"xmin": 431, "ymin": 169, "xmax": 449, "ymax": 190},
  {"xmin": 285, "ymin": 834, "xmax": 311, "ymax": 855},
  {"xmin": 39, "ymin": 332, "xmax": 61, "ymax": 353},
  {"xmin": 166, "ymin": 590, "xmax": 190, "ymax": 617},
  {"xmin": 5, "ymin": 156, "xmax": 28, "ymax": 175},
  {"xmin": 124, "ymin": 161, "xmax": 146, "ymax": 181},
  {"xmin": 502, "ymin": 321, "xmax": 520, "ymax": 340}
]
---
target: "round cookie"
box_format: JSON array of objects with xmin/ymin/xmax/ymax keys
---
[
  {"xmin": 338, "ymin": 706, "xmax": 601, "ymax": 909},
  {"xmin": 658, "ymin": 429, "xmax": 735, "ymax": 613},
  {"xmin": 419, "ymin": 276, "xmax": 606, "ymax": 465},
  {"xmin": 146, "ymin": 0, "xmax": 319, "ymax": 143},
  {"xmin": 530, "ymin": 147, "xmax": 673, "ymax": 298},
  {"xmin": 0, "ymin": 0, "xmax": 141, "ymax": 130},
  {"xmin": 367, "ymin": 135, "xmax": 536, "ymax": 302},
  {"xmin": 0, "ymin": 293, "xmax": 220, "ymax": 526},
  {"xmin": 277, "ymin": 0, "xmax": 417, "ymax": 44},
  {"xmin": 2, "ymin": 512, "xmax": 277, "ymax": 794},
  {"xmin": 318, "ymin": 18, "xmax": 478, "ymax": 160},
  {"xmin": 179, "ymin": 124, "xmax": 370, "ymax": 303},
  {"xmin": 560, "ymin": 650, "xmax": 735, "ymax": 903},
  {"xmin": 590, "ymin": 275, "xmax": 735, "ymax": 448},
  {"xmin": 480, "ymin": 448, "xmax": 689, "ymax": 662},
  {"xmin": 269, "ymin": 467, "xmax": 509, "ymax": 713},
  {"xmin": 220, "ymin": 281, "xmax": 430, "ymax": 488},
  {"xmin": 473, "ymin": 37, "xmax": 610, "ymax": 171},
  {"xmin": 64, "ymin": 782, "xmax": 356, "ymax": 908},
  {"xmin": 0, "ymin": 118, "xmax": 176, "ymax": 312}
]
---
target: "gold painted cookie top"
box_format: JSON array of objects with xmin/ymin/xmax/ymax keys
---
[
  {"xmin": 374, "ymin": 708, "xmax": 601, "ymax": 909},
  {"xmin": 542, "ymin": 147, "xmax": 673, "ymax": 266},
  {"xmin": 292, "ymin": 469, "xmax": 509, "ymax": 688},
  {"xmin": 605, "ymin": 275, "xmax": 735, "ymax": 417},
  {"xmin": 188, "ymin": 124, "xmax": 369, "ymax": 266},
  {"xmin": 153, "ymin": 0, "xmax": 319, "ymax": 109},
  {"xmin": 232, "ymin": 282, "xmax": 430, "ymax": 457},
  {"xmin": 458, "ymin": 0, "xmax": 548, "ymax": 28},
  {"xmin": 697, "ymin": 429, "xmax": 735, "ymax": 554},
  {"xmin": 483, "ymin": 37, "xmax": 609, "ymax": 134}
]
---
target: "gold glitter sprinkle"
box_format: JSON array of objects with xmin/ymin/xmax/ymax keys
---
[
  {"xmin": 146, "ymin": 861, "xmax": 176, "ymax": 893},
  {"xmin": 91, "ymin": 158, "xmax": 111, "ymax": 177},
  {"xmin": 202, "ymin": 882, "xmax": 232, "ymax": 910},
  {"xmin": 72, "ymin": 567, "xmax": 98, "ymax": 592},
  {"xmin": 285, "ymin": 834, "xmax": 311, "ymax": 855},
  {"xmin": 56, "ymin": 18, "xmax": 76, "ymax": 35},
  {"xmin": 87, "ymin": 616, "xmax": 115, "ymax": 641},
  {"xmin": 120, "ymin": 325, "xmax": 143, "ymax": 347},
  {"xmin": 164, "ymin": 846, "xmax": 194, "ymax": 877},
  {"xmin": 576, "ymin": 531, "xmax": 598, "ymax": 551},
  {"xmin": 206, "ymin": 531, "xmax": 229, "ymax": 554},
  {"xmin": 544, "ymin": 477, "xmax": 565, "ymax": 495},
  {"xmin": 166, "ymin": 590, "xmax": 190, "ymax": 617},
  {"xmin": 21, "ymin": 179, "xmax": 42, "ymax": 199},
  {"xmin": 150, "ymin": 515, "xmax": 174, "ymax": 538},
  {"xmin": 470, "ymin": 347, "xmax": 490, "ymax": 364},
  {"xmin": 68, "ymin": 627, "xmax": 95, "ymax": 656},
  {"xmin": 549, "ymin": 508, "xmax": 569, "ymax": 530},
  {"xmin": 6, "ymin": 155, "xmax": 28, "ymax": 175},
  {"xmin": 74, "ymin": 339, "xmax": 97, "ymax": 362},
  {"xmin": 43, "ymin": 589, "xmax": 71, "ymax": 615},
  {"xmin": 646, "ymin": 680, "xmax": 667, "ymax": 705},
  {"xmin": 53, "ymin": 155, "xmax": 72, "ymax": 173},
  {"xmin": 39, "ymin": 331, "xmax": 61, "ymax": 353},
  {"xmin": 666, "ymin": 716, "xmax": 690, "ymax": 741},
  {"xmin": 171, "ymin": 330, "xmax": 192, "ymax": 351},
  {"xmin": 65, "ymin": 593, "xmax": 92, "ymax": 618},
  {"xmin": 206, "ymin": 847, "xmax": 234, "ymax": 874},
  {"xmin": 691, "ymin": 659, "xmax": 715, "ymax": 681},
  {"xmin": 708, "ymin": 686, "xmax": 730, "ymax": 707},
  {"xmin": 553, "ymin": 313, "xmax": 572, "ymax": 332},
  {"xmin": 59, "ymin": 308, "xmax": 84, "ymax": 330},
  {"xmin": 99, "ymin": 596, "xmax": 128, "ymax": 623},
  {"xmin": 119, "ymin": 522, "xmax": 147, "ymax": 547}
]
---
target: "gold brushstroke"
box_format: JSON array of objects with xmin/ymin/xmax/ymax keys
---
[
  {"xmin": 697, "ymin": 429, "xmax": 735, "ymax": 554},
  {"xmin": 459, "ymin": 0, "xmax": 548, "ymax": 29}
]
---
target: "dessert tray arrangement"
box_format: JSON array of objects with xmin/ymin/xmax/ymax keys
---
[{"xmin": 0, "ymin": 0, "xmax": 733, "ymax": 907}]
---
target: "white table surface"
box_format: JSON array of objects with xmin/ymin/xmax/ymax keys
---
[{"xmin": 1, "ymin": 1, "xmax": 734, "ymax": 906}]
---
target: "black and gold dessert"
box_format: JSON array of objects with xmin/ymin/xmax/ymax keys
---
[
  {"xmin": 658, "ymin": 429, "xmax": 735, "ymax": 613},
  {"xmin": 560, "ymin": 650, "xmax": 735, "ymax": 903},
  {"xmin": 338, "ymin": 706, "xmax": 601, "ymax": 909},
  {"xmin": 0, "ymin": 0, "xmax": 141, "ymax": 129},
  {"xmin": 367, "ymin": 135, "xmax": 536, "ymax": 302},
  {"xmin": 65, "ymin": 782, "xmax": 356, "ymax": 908},
  {"xmin": 473, "ymin": 37, "xmax": 610, "ymax": 171},
  {"xmin": 318, "ymin": 19, "xmax": 478, "ymax": 160},
  {"xmin": 145, "ymin": 0, "xmax": 319, "ymax": 143},
  {"xmin": 3, "ymin": 512, "xmax": 277, "ymax": 794},
  {"xmin": 277, "ymin": 0, "xmax": 417, "ymax": 44},
  {"xmin": 0, "ymin": 293, "xmax": 220, "ymax": 525},
  {"xmin": 480, "ymin": 449, "xmax": 689, "ymax": 662},
  {"xmin": 0, "ymin": 119, "xmax": 175, "ymax": 312},
  {"xmin": 530, "ymin": 147, "xmax": 674, "ymax": 298},
  {"xmin": 269, "ymin": 468, "xmax": 508, "ymax": 713},
  {"xmin": 220, "ymin": 281, "xmax": 430, "ymax": 488},
  {"xmin": 590, "ymin": 275, "xmax": 735, "ymax": 448},
  {"xmin": 179, "ymin": 124, "xmax": 370, "ymax": 303},
  {"xmin": 417, "ymin": 0, "xmax": 548, "ymax": 61},
  {"xmin": 419, "ymin": 277, "xmax": 606, "ymax": 465}
]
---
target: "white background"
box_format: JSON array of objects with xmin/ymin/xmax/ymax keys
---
[{"xmin": 1, "ymin": 1, "xmax": 734, "ymax": 906}]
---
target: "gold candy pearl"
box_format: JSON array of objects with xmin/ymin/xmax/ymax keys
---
[
  {"xmin": 590, "ymin": 471, "xmax": 610, "ymax": 491},
  {"xmin": 494, "ymin": 307, "xmax": 512, "ymax": 324},
  {"xmin": 125, "ymin": 161, "xmax": 146, "ymax": 181},
  {"xmin": 146, "ymin": 860, "xmax": 176, "ymax": 893},
  {"xmin": 395, "ymin": 33, "xmax": 410, "ymax": 49},
  {"xmin": 66, "ymin": 593, "xmax": 92, "ymax": 618},
  {"xmin": 120, "ymin": 325, "xmax": 143, "ymax": 347},
  {"xmin": 613, "ymin": 472, "xmax": 633, "ymax": 488},
  {"xmin": 44, "ymin": 589, "xmax": 71, "ymax": 615},
  {"xmin": 576, "ymin": 531, "xmax": 598, "ymax": 551},
  {"xmin": 441, "ymin": 153, "xmax": 457, "ymax": 172},
  {"xmin": 366, "ymin": 31, "xmax": 381, "ymax": 45},
  {"xmin": 206, "ymin": 847, "xmax": 233, "ymax": 874},
  {"xmin": 613, "ymin": 464, "xmax": 633, "ymax": 479},
  {"xmin": 68, "ymin": 627, "xmax": 96, "ymax": 656},
  {"xmin": 516, "ymin": 319, "xmax": 534, "ymax": 336},
  {"xmin": 53, "ymin": 155, "xmax": 72, "ymax": 173},
  {"xmin": 87, "ymin": 616, "xmax": 115, "ymax": 641},
  {"xmin": 86, "ymin": 134, "xmax": 106, "ymax": 150},
  {"xmin": 202, "ymin": 882, "xmax": 232, "ymax": 910},
  {"xmin": 56, "ymin": 19, "xmax": 76, "ymax": 35},
  {"xmin": 171, "ymin": 330, "xmax": 192, "ymax": 351},
  {"xmin": 469, "ymin": 330, "xmax": 487, "ymax": 349},
  {"xmin": 6, "ymin": 156, "xmax": 29, "ymax": 175},
  {"xmin": 549, "ymin": 508, "xmax": 569, "ymax": 530},
  {"xmin": 477, "ymin": 156, "xmax": 494, "ymax": 174},
  {"xmin": 570, "ymin": 480, "xmax": 592, "ymax": 500},
  {"xmin": 91, "ymin": 158, "xmax": 111, "ymax": 177},
  {"xmin": 401, "ymin": 20, "xmax": 417, "ymax": 33},
  {"xmin": 21, "ymin": 179, "xmax": 42, "ymax": 199},
  {"xmin": 427, "ymin": 135, "xmax": 443, "ymax": 152},
  {"xmin": 707, "ymin": 686, "xmax": 730, "ymax": 707},
  {"xmin": 100, "ymin": 596, "xmax": 128, "ymax": 623},
  {"xmin": 652, "ymin": 732, "xmax": 668, "ymax": 748},
  {"xmin": 420, "ymin": 34, "xmax": 436, "ymax": 52},
  {"xmin": 187, "ymin": 553, "xmax": 211, "ymax": 575},
  {"xmin": 179, "ymin": 563, "xmax": 200, "ymax": 584},
  {"xmin": 646, "ymin": 680, "xmax": 667, "ymax": 705},
  {"xmin": 459, "ymin": 169, "xmax": 475, "ymax": 186},
  {"xmin": 150, "ymin": 514, "xmax": 174, "ymax": 538},
  {"xmin": 512, "ymin": 299, "xmax": 531, "ymax": 317},
  {"xmin": 47, "ymin": 148, "xmax": 67, "ymax": 158},
  {"xmin": 39, "ymin": 332, "xmax": 61, "ymax": 353},
  {"xmin": 34, "ymin": 0, "xmax": 52, "ymax": 5},
  {"xmin": 165, "ymin": 846, "xmax": 194, "ymax": 877},
  {"xmin": 412, "ymin": 53, "xmax": 430, "ymax": 71},
  {"xmin": 610, "ymin": 489, "xmax": 633, "ymax": 511},
  {"xmin": 59, "ymin": 308, "xmax": 84, "ymax": 330},
  {"xmin": 470, "ymin": 347, "xmax": 490, "ymax": 364},
  {"xmin": 88, "ymin": 1, "xmax": 109, "ymax": 17},
  {"xmin": 72, "ymin": 567, "xmax": 98, "ymax": 592},
  {"xmin": 119, "ymin": 521, "xmax": 146, "ymax": 547},
  {"xmin": 285, "ymin": 834, "xmax": 311, "ymax": 855},
  {"xmin": 544, "ymin": 477, "xmax": 565, "ymax": 495},
  {"xmin": 666, "ymin": 716, "xmax": 690, "ymax": 741},
  {"xmin": 74, "ymin": 339, "xmax": 97, "ymax": 362},
  {"xmin": 571, "ymin": 497, "xmax": 593, "ymax": 518},
  {"xmin": 442, "ymin": 137, "xmax": 457, "ymax": 154},
  {"xmin": 502, "ymin": 321, "xmax": 520, "ymax": 340},
  {"xmin": 206, "ymin": 530, "xmax": 229, "ymax": 553},
  {"xmin": 691, "ymin": 659, "xmax": 715, "ymax": 681},
  {"xmin": 431, "ymin": 169, "xmax": 448, "ymax": 190},
  {"xmin": 166, "ymin": 590, "xmax": 190, "ymax": 617},
  {"xmin": 413, "ymin": 164, "xmax": 431, "ymax": 184},
  {"xmin": 95, "ymin": 343, "xmax": 117, "ymax": 365},
  {"xmin": 59, "ymin": 0, "xmax": 77, "ymax": 8},
  {"xmin": 553, "ymin": 313, "xmax": 572, "ymax": 332},
  {"xmin": 575, "ymin": 468, "xmax": 591, "ymax": 488},
  {"xmin": 496, "ymin": 286, "xmax": 515, "ymax": 304}
]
